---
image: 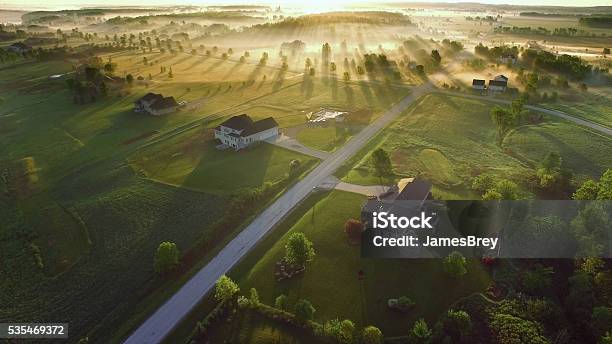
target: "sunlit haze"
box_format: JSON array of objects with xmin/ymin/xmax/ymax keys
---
[{"xmin": 1, "ymin": 0, "xmax": 611, "ymax": 11}]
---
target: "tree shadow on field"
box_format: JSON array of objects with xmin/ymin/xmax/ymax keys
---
[
  {"xmin": 170, "ymin": 54, "xmax": 193, "ymax": 68},
  {"xmin": 522, "ymin": 126, "xmax": 596, "ymax": 176},
  {"xmin": 344, "ymin": 84, "xmax": 355, "ymax": 108},
  {"xmin": 272, "ymin": 67, "xmax": 287, "ymax": 92},
  {"xmin": 370, "ymin": 82, "xmax": 391, "ymax": 108},
  {"xmin": 330, "ymin": 72, "xmax": 338, "ymax": 100},
  {"xmin": 203, "ymin": 59, "xmax": 225, "ymax": 74},
  {"xmin": 301, "ymin": 72, "xmax": 314, "ymax": 99},
  {"xmin": 247, "ymin": 64, "xmax": 265, "ymax": 82},
  {"xmin": 182, "ymin": 55, "xmax": 208, "ymax": 71},
  {"xmin": 358, "ymin": 79, "xmax": 376, "ymax": 108},
  {"xmin": 223, "ymin": 61, "xmax": 245, "ymax": 80}
]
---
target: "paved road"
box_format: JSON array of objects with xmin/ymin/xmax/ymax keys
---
[
  {"xmin": 123, "ymin": 82, "xmax": 433, "ymax": 344},
  {"xmin": 436, "ymin": 91, "xmax": 612, "ymax": 136}
]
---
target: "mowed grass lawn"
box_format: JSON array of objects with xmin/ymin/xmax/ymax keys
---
[
  {"xmin": 130, "ymin": 129, "xmax": 317, "ymax": 195},
  {"xmin": 338, "ymin": 93, "xmax": 612, "ymax": 199},
  {"xmin": 297, "ymin": 125, "xmax": 356, "ymax": 152},
  {"xmin": 236, "ymin": 190, "xmax": 491, "ymax": 337}
]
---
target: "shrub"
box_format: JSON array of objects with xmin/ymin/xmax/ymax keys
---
[
  {"xmin": 154, "ymin": 241, "xmax": 179, "ymax": 274},
  {"xmin": 362, "ymin": 326, "xmax": 383, "ymax": 344},
  {"xmin": 344, "ymin": 219, "xmax": 364, "ymax": 243},
  {"xmin": 275, "ymin": 294, "xmax": 288, "ymax": 310},
  {"xmin": 237, "ymin": 296, "xmax": 249, "ymax": 308},
  {"xmin": 443, "ymin": 251, "xmax": 467, "ymax": 277},
  {"xmin": 214, "ymin": 275, "xmax": 239, "ymax": 302},
  {"xmin": 294, "ymin": 299, "xmax": 316, "ymax": 322}
]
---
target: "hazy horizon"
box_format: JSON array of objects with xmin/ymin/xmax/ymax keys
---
[{"xmin": 1, "ymin": 0, "xmax": 610, "ymax": 12}]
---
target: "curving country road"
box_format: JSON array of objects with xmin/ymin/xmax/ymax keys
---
[{"xmin": 124, "ymin": 84, "xmax": 610, "ymax": 344}]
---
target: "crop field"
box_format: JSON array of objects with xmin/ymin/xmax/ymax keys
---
[
  {"xmin": 233, "ymin": 190, "xmax": 491, "ymax": 337},
  {"xmin": 336, "ymin": 93, "xmax": 612, "ymax": 199},
  {"xmin": 0, "ymin": 163, "xmax": 227, "ymax": 341}
]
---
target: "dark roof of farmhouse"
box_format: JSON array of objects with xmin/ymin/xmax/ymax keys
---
[
  {"xmin": 396, "ymin": 179, "xmax": 432, "ymax": 201},
  {"xmin": 489, "ymin": 80, "xmax": 508, "ymax": 87},
  {"xmin": 10, "ymin": 42, "xmax": 30, "ymax": 49},
  {"xmin": 219, "ymin": 114, "xmax": 254, "ymax": 131},
  {"xmin": 149, "ymin": 96, "xmax": 178, "ymax": 110},
  {"xmin": 241, "ymin": 117, "xmax": 279, "ymax": 137},
  {"xmin": 472, "ymin": 79, "xmax": 485, "ymax": 86},
  {"xmin": 137, "ymin": 92, "xmax": 163, "ymax": 103}
]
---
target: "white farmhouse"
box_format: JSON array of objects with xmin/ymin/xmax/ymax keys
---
[
  {"xmin": 472, "ymin": 79, "xmax": 486, "ymax": 90},
  {"xmin": 499, "ymin": 54, "xmax": 517, "ymax": 64},
  {"xmin": 488, "ymin": 75, "xmax": 509, "ymax": 93},
  {"xmin": 134, "ymin": 92, "xmax": 179, "ymax": 116},
  {"xmin": 214, "ymin": 114, "xmax": 279, "ymax": 150}
]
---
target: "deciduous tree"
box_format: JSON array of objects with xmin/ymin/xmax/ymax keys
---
[
  {"xmin": 443, "ymin": 251, "xmax": 467, "ymax": 277},
  {"xmin": 294, "ymin": 299, "xmax": 315, "ymax": 322},
  {"xmin": 154, "ymin": 241, "xmax": 179, "ymax": 274},
  {"xmin": 362, "ymin": 326, "xmax": 383, "ymax": 344},
  {"xmin": 214, "ymin": 275, "xmax": 239, "ymax": 303},
  {"xmin": 284, "ymin": 232, "xmax": 315, "ymax": 267}
]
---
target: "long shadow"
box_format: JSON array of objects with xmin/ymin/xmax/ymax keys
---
[
  {"xmin": 170, "ymin": 54, "xmax": 193, "ymax": 67},
  {"xmin": 272, "ymin": 67, "xmax": 287, "ymax": 92},
  {"xmin": 357, "ymin": 79, "xmax": 376, "ymax": 107},
  {"xmin": 180, "ymin": 140, "xmax": 276, "ymax": 195},
  {"xmin": 182, "ymin": 55, "xmax": 208, "ymax": 71},
  {"xmin": 203, "ymin": 59, "xmax": 225, "ymax": 74},
  {"xmin": 247, "ymin": 64, "xmax": 264, "ymax": 82},
  {"xmin": 330, "ymin": 71, "xmax": 338, "ymax": 100},
  {"xmin": 223, "ymin": 61, "xmax": 245, "ymax": 80},
  {"xmin": 344, "ymin": 84, "xmax": 355, "ymax": 107},
  {"xmin": 301, "ymin": 72, "xmax": 314, "ymax": 99}
]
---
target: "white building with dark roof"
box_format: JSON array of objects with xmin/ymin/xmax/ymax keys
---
[
  {"xmin": 214, "ymin": 114, "xmax": 279, "ymax": 150},
  {"xmin": 134, "ymin": 93, "xmax": 179, "ymax": 115},
  {"xmin": 472, "ymin": 79, "xmax": 486, "ymax": 90},
  {"xmin": 499, "ymin": 54, "xmax": 517, "ymax": 64},
  {"xmin": 7, "ymin": 42, "xmax": 32, "ymax": 54}
]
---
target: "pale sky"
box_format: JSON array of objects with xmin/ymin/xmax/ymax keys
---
[{"xmin": 0, "ymin": 0, "xmax": 610, "ymax": 11}]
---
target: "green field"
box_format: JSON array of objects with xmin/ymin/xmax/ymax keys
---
[
  {"xmin": 233, "ymin": 190, "xmax": 491, "ymax": 337},
  {"xmin": 296, "ymin": 125, "xmax": 355, "ymax": 152},
  {"xmin": 0, "ymin": 163, "xmax": 227, "ymax": 341},
  {"xmin": 337, "ymin": 93, "xmax": 612, "ymax": 199},
  {"xmin": 542, "ymin": 96, "xmax": 612, "ymax": 128},
  {"xmin": 0, "ymin": 54, "xmax": 342, "ymax": 341},
  {"xmin": 131, "ymin": 131, "xmax": 316, "ymax": 195}
]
